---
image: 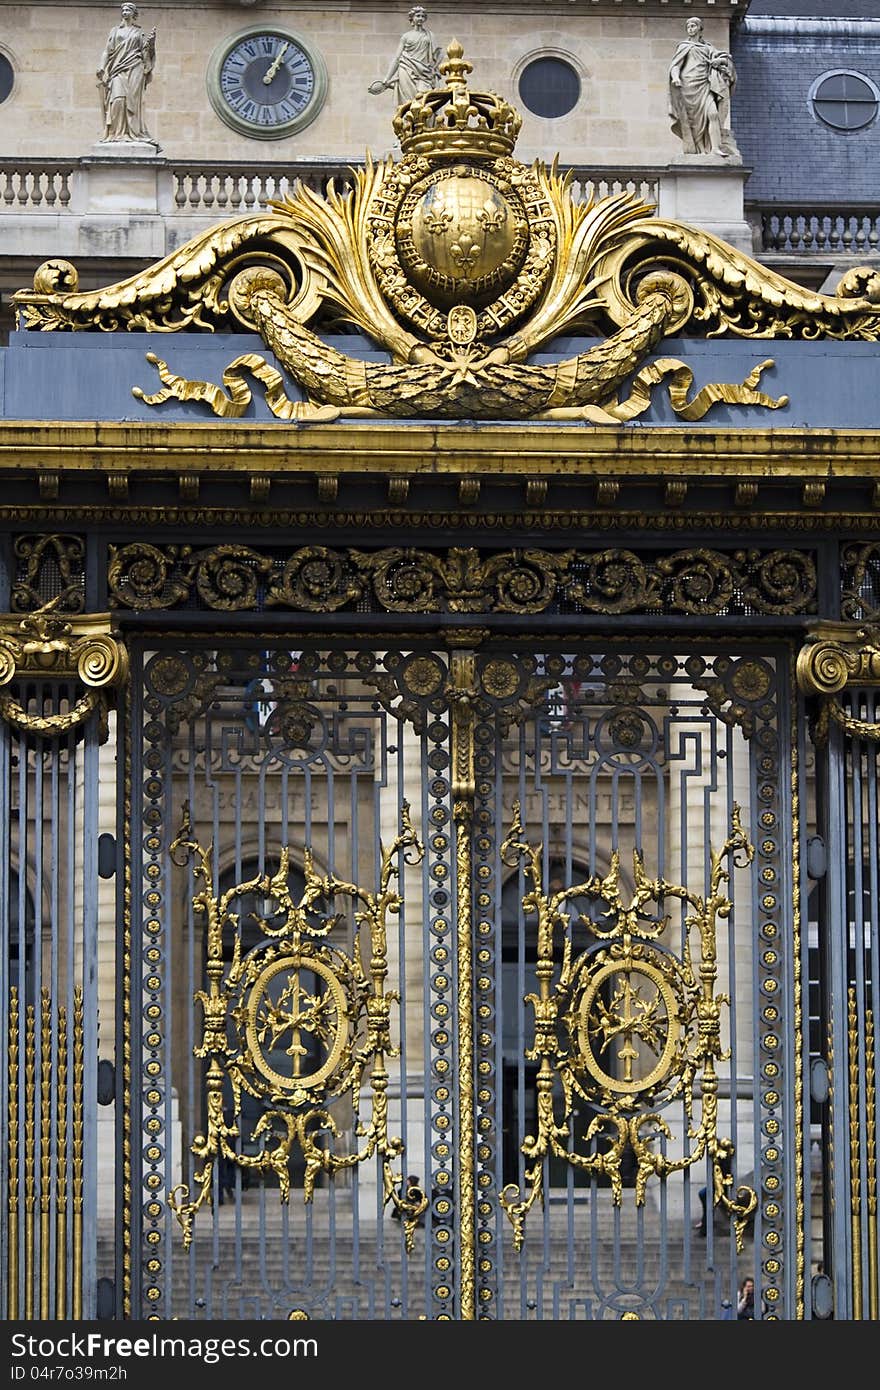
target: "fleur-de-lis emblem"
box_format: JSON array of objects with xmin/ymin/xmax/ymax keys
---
[
  {"xmin": 450, "ymin": 233, "xmax": 481, "ymax": 273},
  {"xmin": 423, "ymin": 205, "xmax": 453, "ymax": 235},
  {"xmin": 477, "ymin": 200, "xmax": 506, "ymax": 235}
]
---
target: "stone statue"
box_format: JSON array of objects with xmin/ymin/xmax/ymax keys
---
[
  {"xmin": 668, "ymin": 16, "xmax": 740, "ymax": 158},
  {"xmin": 96, "ymin": 4, "xmax": 157, "ymax": 144},
  {"xmin": 369, "ymin": 6, "xmax": 441, "ymax": 106}
]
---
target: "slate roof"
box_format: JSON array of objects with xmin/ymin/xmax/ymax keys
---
[{"xmin": 732, "ymin": 17, "xmax": 880, "ymax": 201}]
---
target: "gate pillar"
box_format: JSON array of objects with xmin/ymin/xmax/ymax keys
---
[
  {"xmin": 798, "ymin": 621, "xmax": 880, "ymax": 1320},
  {"xmin": 0, "ymin": 603, "xmax": 128, "ymax": 1320}
]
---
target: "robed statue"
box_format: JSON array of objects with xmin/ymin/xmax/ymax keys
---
[
  {"xmin": 369, "ymin": 6, "xmax": 441, "ymax": 106},
  {"xmin": 97, "ymin": 4, "xmax": 157, "ymax": 144},
  {"xmin": 668, "ymin": 16, "xmax": 740, "ymax": 158}
]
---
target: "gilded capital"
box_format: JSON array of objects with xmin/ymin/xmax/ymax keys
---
[
  {"xmin": 796, "ymin": 621, "xmax": 880, "ymax": 697},
  {"xmin": 0, "ymin": 607, "xmax": 129, "ymax": 736}
]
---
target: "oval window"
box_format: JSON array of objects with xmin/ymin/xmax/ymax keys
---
[
  {"xmin": 811, "ymin": 71, "xmax": 878, "ymax": 132},
  {"xmin": 518, "ymin": 56, "xmax": 580, "ymax": 120},
  {"xmin": 0, "ymin": 54, "xmax": 14, "ymax": 105}
]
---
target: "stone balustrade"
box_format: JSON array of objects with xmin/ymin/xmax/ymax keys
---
[
  {"xmin": 0, "ymin": 161, "xmax": 77, "ymax": 210},
  {"xmin": 17, "ymin": 157, "xmax": 867, "ymax": 293},
  {"xmin": 749, "ymin": 203, "xmax": 880, "ymax": 258},
  {"xmin": 0, "ymin": 156, "xmax": 665, "ymax": 271},
  {"xmin": 0, "ymin": 157, "xmax": 660, "ymax": 218}
]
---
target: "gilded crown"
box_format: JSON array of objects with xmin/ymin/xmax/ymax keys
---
[{"xmin": 392, "ymin": 41, "xmax": 522, "ymax": 161}]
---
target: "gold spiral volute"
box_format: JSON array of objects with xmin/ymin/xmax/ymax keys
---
[
  {"xmin": 796, "ymin": 622, "xmax": 880, "ymax": 697},
  {"xmin": 76, "ymin": 633, "xmax": 129, "ymax": 689}
]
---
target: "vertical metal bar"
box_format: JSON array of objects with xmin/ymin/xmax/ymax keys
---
[
  {"xmin": 186, "ymin": 707, "xmax": 199, "ymax": 1315},
  {"xmin": 31, "ymin": 733, "xmax": 45, "ymax": 1317},
  {"xmin": 795, "ymin": 663, "xmax": 817, "ymax": 1319},
  {"xmin": 39, "ymin": 988, "xmax": 51, "ymax": 1318},
  {"xmin": 448, "ymin": 646, "xmax": 476, "ymax": 1321},
  {"xmin": 787, "ymin": 654, "xmax": 807, "ymax": 1320},
  {"xmin": 847, "ymin": 702, "xmax": 870, "ymax": 1320},
  {"xmin": 7, "ymin": 988, "xmax": 19, "ymax": 1318},
  {"xmin": 55, "ymin": 1001, "xmax": 67, "ymax": 1319},
  {"xmin": 865, "ymin": 692, "xmax": 880, "ymax": 1321},
  {"xmin": 24, "ymin": 1000, "xmax": 35, "ymax": 1317},
  {"xmin": 63, "ymin": 722, "xmax": 77, "ymax": 1319},
  {"xmin": 825, "ymin": 714, "xmax": 853, "ymax": 1318},
  {"xmin": 72, "ymin": 985, "xmax": 84, "ymax": 1319},
  {"xmin": 80, "ymin": 711, "xmax": 100, "ymax": 1319},
  {"xmin": 0, "ymin": 542, "xmax": 10, "ymax": 1319},
  {"xmin": 49, "ymin": 716, "xmax": 61, "ymax": 1321},
  {"xmin": 116, "ymin": 669, "xmax": 132, "ymax": 1319},
  {"xmin": 126, "ymin": 661, "xmax": 143, "ymax": 1318},
  {"xmin": 17, "ymin": 723, "xmax": 28, "ymax": 1321},
  {"xmin": 32, "ymin": 730, "xmax": 45, "ymax": 1322},
  {"xmin": 849, "ymin": 988, "xmax": 863, "ymax": 1319},
  {"xmin": 866, "ymin": 1007, "xmax": 878, "ymax": 1319},
  {"xmin": 422, "ymin": 692, "xmax": 439, "ymax": 1320}
]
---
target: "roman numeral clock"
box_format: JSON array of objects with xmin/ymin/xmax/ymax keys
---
[{"xmin": 207, "ymin": 25, "xmax": 327, "ymax": 139}]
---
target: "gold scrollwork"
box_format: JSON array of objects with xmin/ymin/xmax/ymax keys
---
[
  {"xmin": 11, "ymin": 535, "xmax": 85, "ymax": 615},
  {"xmin": 842, "ymin": 542, "xmax": 880, "ymax": 622},
  {"xmin": 693, "ymin": 655, "xmax": 776, "ymax": 737},
  {"xmin": 17, "ymin": 46, "xmax": 862, "ymax": 423},
  {"xmin": 593, "ymin": 224, "xmax": 880, "ymax": 343},
  {"xmin": 499, "ymin": 801, "xmax": 758, "ymax": 1251},
  {"xmin": 166, "ymin": 802, "xmax": 428, "ymax": 1252},
  {"xmin": 0, "ymin": 601, "xmax": 128, "ymax": 737},
  {"xmin": 797, "ymin": 621, "xmax": 880, "ymax": 743},
  {"xmin": 107, "ymin": 542, "xmax": 819, "ymax": 620},
  {"xmin": 348, "ymin": 547, "xmax": 574, "ymax": 614}
]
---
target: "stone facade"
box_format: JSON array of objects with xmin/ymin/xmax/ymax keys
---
[{"xmin": 0, "ymin": 2, "xmax": 738, "ymax": 166}]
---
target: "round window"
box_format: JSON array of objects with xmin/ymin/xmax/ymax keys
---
[
  {"xmin": 0, "ymin": 54, "xmax": 14, "ymax": 105},
  {"xmin": 518, "ymin": 56, "xmax": 580, "ymax": 120},
  {"xmin": 811, "ymin": 71, "xmax": 878, "ymax": 132}
]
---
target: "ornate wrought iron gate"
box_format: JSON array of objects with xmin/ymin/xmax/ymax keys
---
[{"xmin": 1, "ymin": 534, "xmax": 878, "ymax": 1320}]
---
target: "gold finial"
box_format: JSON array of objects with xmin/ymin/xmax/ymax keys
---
[{"xmin": 438, "ymin": 39, "xmax": 472, "ymax": 91}]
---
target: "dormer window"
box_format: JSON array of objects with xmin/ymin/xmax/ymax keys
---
[{"xmin": 811, "ymin": 70, "xmax": 879, "ymax": 132}]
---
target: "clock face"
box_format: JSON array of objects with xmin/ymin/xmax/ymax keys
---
[{"xmin": 208, "ymin": 27, "xmax": 327, "ymax": 139}]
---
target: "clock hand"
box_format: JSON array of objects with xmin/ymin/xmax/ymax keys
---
[{"xmin": 263, "ymin": 41, "xmax": 289, "ymax": 85}]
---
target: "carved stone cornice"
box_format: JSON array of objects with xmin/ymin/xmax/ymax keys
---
[{"xmin": 0, "ymin": 606, "xmax": 129, "ymax": 737}]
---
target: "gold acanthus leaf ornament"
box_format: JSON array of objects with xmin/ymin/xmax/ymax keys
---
[
  {"xmin": 498, "ymin": 801, "xmax": 758, "ymax": 1252},
  {"xmin": 166, "ymin": 801, "xmax": 428, "ymax": 1252},
  {"xmin": 12, "ymin": 43, "xmax": 880, "ymax": 423}
]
